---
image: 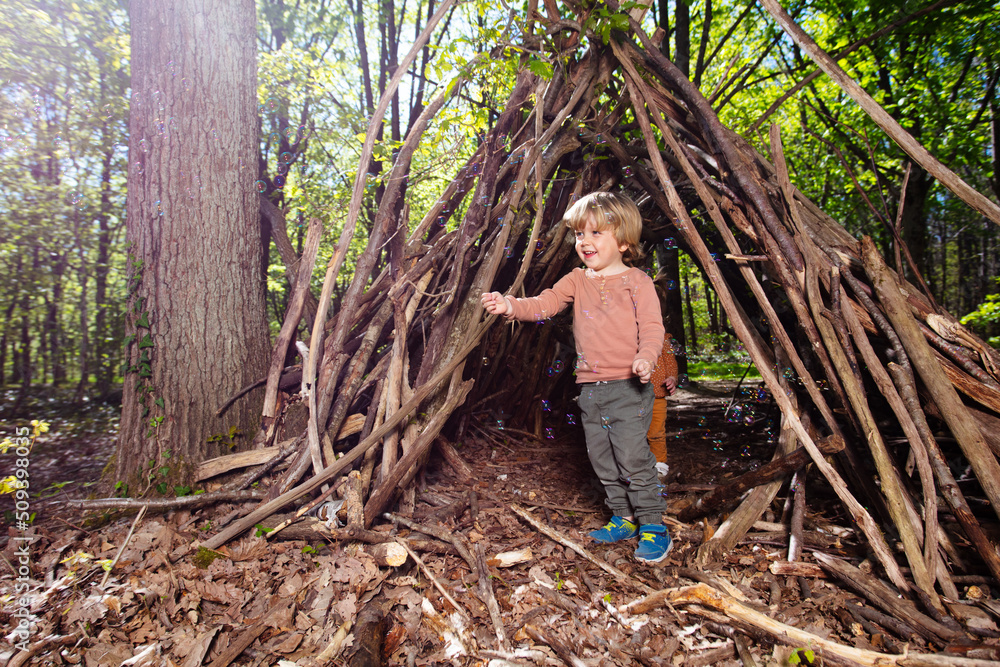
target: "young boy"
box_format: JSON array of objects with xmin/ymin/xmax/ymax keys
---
[
  {"xmin": 647, "ymin": 337, "xmax": 679, "ymax": 479},
  {"xmin": 481, "ymin": 191, "xmax": 673, "ymax": 563}
]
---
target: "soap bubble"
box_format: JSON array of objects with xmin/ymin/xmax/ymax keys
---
[
  {"xmin": 273, "ymin": 174, "xmax": 285, "ymax": 188},
  {"xmin": 279, "ymin": 151, "xmax": 293, "ymax": 164},
  {"xmin": 566, "ymin": 413, "xmax": 577, "ymax": 425},
  {"xmin": 545, "ymin": 428, "xmax": 554, "ymax": 439},
  {"xmin": 541, "ymin": 400, "xmax": 551, "ymax": 412},
  {"xmin": 728, "ymin": 405, "xmax": 743, "ymax": 423},
  {"xmin": 255, "ymin": 180, "xmax": 266, "ymax": 193}
]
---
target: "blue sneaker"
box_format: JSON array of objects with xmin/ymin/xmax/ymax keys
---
[
  {"xmin": 634, "ymin": 524, "xmax": 672, "ymax": 563},
  {"xmin": 589, "ymin": 516, "xmax": 639, "ymax": 544}
]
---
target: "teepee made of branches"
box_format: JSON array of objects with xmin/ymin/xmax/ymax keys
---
[{"xmin": 197, "ymin": 0, "xmax": 1000, "ymax": 626}]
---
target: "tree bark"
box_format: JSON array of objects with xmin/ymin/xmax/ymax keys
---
[{"xmin": 116, "ymin": 0, "xmax": 270, "ymax": 488}]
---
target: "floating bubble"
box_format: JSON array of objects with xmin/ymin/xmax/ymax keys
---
[
  {"xmin": 536, "ymin": 240, "xmax": 544, "ymax": 250},
  {"xmin": 541, "ymin": 400, "xmax": 551, "ymax": 412},
  {"xmin": 545, "ymin": 428, "xmax": 554, "ymax": 439},
  {"xmin": 663, "ymin": 237, "xmax": 677, "ymax": 249},
  {"xmin": 566, "ymin": 413, "xmax": 577, "ymax": 425},
  {"xmin": 265, "ymin": 97, "xmax": 279, "ymax": 112},
  {"xmin": 711, "ymin": 252, "xmax": 722, "ymax": 262},
  {"xmin": 167, "ymin": 60, "xmax": 177, "ymax": 76},
  {"xmin": 276, "ymin": 162, "xmax": 288, "ymax": 176},
  {"xmin": 553, "ymin": 360, "xmax": 563, "ymax": 372},
  {"xmin": 782, "ymin": 367, "xmax": 795, "ymax": 379},
  {"xmin": 181, "ymin": 78, "xmax": 191, "ymax": 92},
  {"xmin": 665, "ymin": 279, "xmax": 677, "ymax": 291},
  {"xmin": 284, "ymin": 127, "xmax": 296, "ymax": 140},
  {"xmin": 280, "ymin": 151, "xmax": 293, "ymax": 164},
  {"xmin": 697, "ymin": 416, "xmax": 707, "ymax": 426},
  {"xmin": 134, "ymin": 161, "xmax": 144, "ymax": 175},
  {"xmin": 623, "ymin": 166, "xmax": 632, "ymax": 176},
  {"xmin": 72, "ymin": 192, "xmax": 85, "ymax": 210},
  {"xmin": 155, "ymin": 200, "xmax": 164, "ymax": 216},
  {"xmin": 601, "ymin": 416, "xmax": 610, "ymax": 429},
  {"xmin": 437, "ymin": 216, "xmax": 446, "ymax": 227},
  {"xmin": 728, "ymin": 405, "xmax": 743, "ymax": 423},
  {"xmin": 273, "ymin": 174, "xmax": 285, "ymax": 188},
  {"xmin": 755, "ymin": 388, "xmax": 769, "ymax": 402},
  {"xmin": 269, "ymin": 132, "xmax": 281, "ymax": 144},
  {"xmin": 496, "ymin": 418, "xmax": 504, "ymax": 430},
  {"xmin": 138, "ymin": 138, "xmax": 148, "ymax": 153}
]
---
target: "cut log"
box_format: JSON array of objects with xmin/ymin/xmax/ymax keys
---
[{"xmin": 364, "ymin": 542, "xmax": 407, "ymax": 567}]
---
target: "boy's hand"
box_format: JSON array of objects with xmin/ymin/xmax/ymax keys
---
[
  {"xmin": 665, "ymin": 376, "xmax": 678, "ymax": 395},
  {"xmin": 633, "ymin": 358, "xmax": 653, "ymax": 383},
  {"xmin": 481, "ymin": 292, "xmax": 510, "ymax": 316}
]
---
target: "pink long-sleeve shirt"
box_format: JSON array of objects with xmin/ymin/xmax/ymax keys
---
[{"xmin": 504, "ymin": 267, "xmax": 665, "ymax": 383}]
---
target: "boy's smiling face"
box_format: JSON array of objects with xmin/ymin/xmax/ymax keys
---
[{"xmin": 574, "ymin": 217, "xmax": 629, "ymax": 276}]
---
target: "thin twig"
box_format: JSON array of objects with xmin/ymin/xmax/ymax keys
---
[{"xmin": 101, "ymin": 505, "xmax": 147, "ymax": 588}]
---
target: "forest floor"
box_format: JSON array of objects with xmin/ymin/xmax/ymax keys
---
[{"xmin": 2, "ymin": 381, "xmax": 999, "ymax": 666}]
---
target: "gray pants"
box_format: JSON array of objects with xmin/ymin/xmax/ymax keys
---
[{"xmin": 578, "ymin": 379, "xmax": 665, "ymax": 526}]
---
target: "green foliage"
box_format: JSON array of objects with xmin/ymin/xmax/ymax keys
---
[
  {"xmin": 0, "ymin": 0, "xmax": 130, "ymax": 389},
  {"xmin": 961, "ymin": 279, "xmax": 1000, "ymax": 347}
]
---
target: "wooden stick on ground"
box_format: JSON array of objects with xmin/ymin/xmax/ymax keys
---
[
  {"xmin": 100, "ymin": 505, "xmax": 146, "ymax": 588},
  {"xmin": 510, "ymin": 503, "xmax": 654, "ymax": 596},
  {"xmin": 638, "ymin": 583, "xmax": 988, "ymax": 667}
]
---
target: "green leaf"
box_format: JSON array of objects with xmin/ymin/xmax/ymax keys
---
[
  {"xmin": 135, "ymin": 312, "xmax": 150, "ymax": 328},
  {"xmin": 137, "ymin": 334, "xmax": 154, "ymax": 349},
  {"xmin": 526, "ymin": 58, "xmax": 553, "ymax": 80}
]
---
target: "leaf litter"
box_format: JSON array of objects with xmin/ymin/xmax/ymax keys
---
[{"xmin": 2, "ymin": 382, "xmax": 999, "ymax": 665}]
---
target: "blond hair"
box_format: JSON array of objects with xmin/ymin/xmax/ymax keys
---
[{"xmin": 563, "ymin": 191, "xmax": 645, "ymax": 264}]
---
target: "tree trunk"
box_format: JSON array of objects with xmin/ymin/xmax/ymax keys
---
[
  {"xmin": 683, "ymin": 264, "xmax": 698, "ymax": 355},
  {"xmin": 94, "ymin": 113, "xmax": 116, "ymax": 399},
  {"xmin": 656, "ymin": 245, "xmax": 687, "ymax": 377},
  {"xmin": 899, "ymin": 165, "xmax": 930, "ymax": 286},
  {"xmin": 675, "ymin": 0, "xmax": 690, "ymax": 78},
  {"xmin": 116, "ymin": 0, "xmax": 270, "ymax": 490}
]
